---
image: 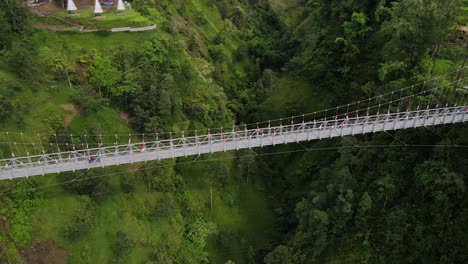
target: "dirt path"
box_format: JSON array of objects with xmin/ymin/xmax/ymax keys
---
[
  {"xmin": 33, "ymin": 22, "xmax": 81, "ymax": 31},
  {"xmin": 120, "ymin": 112, "xmax": 130, "ymax": 125},
  {"xmin": 60, "ymin": 104, "xmax": 79, "ymax": 127}
]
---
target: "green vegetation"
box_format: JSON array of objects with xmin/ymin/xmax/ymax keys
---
[
  {"xmin": 54, "ymin": 7, "xmax": 153, "ymax": 29},
  {"xmin": 0, "ymin": 0, "xmax": 467, "ymax": 263}
]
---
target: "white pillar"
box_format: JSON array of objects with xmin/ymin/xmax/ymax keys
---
[
  {"xmin": 117, "ymin": 0, "xmax": 126, "ymax": 11},
  {"xmin": 67, "ymin": 0, "xmax": 77, "ymax": 12},
  {"xmin": 463, "ymin": 107, "xmax": 467, "ymax": 122},
  {"xmin": 423, "ymin": 111, "xmax": 428, "ymax": 127},
  {"xmin": 412, "ymin": 112, "xmax": 419, "ymax": 128},
  {"xmin": 156, "ymin": 141, "xmax": 160, "ymax": 160},
  {"xmin": 442, "ymin": 108, "xmax": 448, "ymax": 124},
  {"xmin": 451, "ymin": 108, "xmax": 457, "ymax": 123},
  {"xmin": 94, "ymin": 0, "xmax": 103, "ymax": 15},
  {"xmin": 403, "ymin": 113, "xmax": 408, "ymax": 129},
  {"xmin": 393, "ymin": 113, "xmax": 398, "ymax": 130}
]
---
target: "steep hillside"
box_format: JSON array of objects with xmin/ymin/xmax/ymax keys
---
[
  {"xmin": 0, "ymin": 1, "xmax": 284, "ymax": 263},
  {"xmin": 0, "ymin": 0, "xmax": 467, "ymax": 263}
]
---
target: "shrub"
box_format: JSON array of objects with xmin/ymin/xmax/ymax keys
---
[
  {"xmin": 112, "ymin": 231, "xmax": 133, "ymax": 262},
  {"xmin": 63, "ymin": 196, "xmax": 96, "ymax": 241}
]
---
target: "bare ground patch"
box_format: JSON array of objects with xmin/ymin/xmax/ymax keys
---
[
  {"xmin": 33, "ymin": 22, "xmax": 81, "ymax": 31},
  {"xmin": 119, "ymin": 112, "xmax": 130, "ymax": 125},
  {"xmin": 0, "ymin": 216, "xmax": 8, "ymax": 232},
  {"xmin": 24, "ymin": 240, "xmax": 67, "ymax": 264},
  {"xmin": 60, "ymin": 104, "xmax": 79, "ymax": 127}
]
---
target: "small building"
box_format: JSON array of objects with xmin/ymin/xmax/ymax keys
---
[
  {"xmin": 94, "ymin": 0, "xmax": 103, "ymax": 16},
  {"xmin": 67, "ymin": 0, "xmax": 77, "ymax": 14},
  {"xmin": 116, "ymin": 0, "xmax": 126, "ymax": 14}
]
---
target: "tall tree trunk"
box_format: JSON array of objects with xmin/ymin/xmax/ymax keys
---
[
  {"xmin": 4, "ymin": 0, "xmax": 18, "ymax": 31},
  {"xmin": 147, "ymin": 176, "xmax": 151, "ymax": 192},
  {"xmin": 430, "ymin": 42, "xmax": 440, "ymax": 77},
  {"xmin": 246, "ymin": 162, "xmax": 250, "ymax": 184},
  {"xmin": 452, "ymin": 55, "xmax": 468, "ymax": 101},
  {"xmin": 210, "ymin": 182, "xmax": 213, "ymax": 213},
  {"xmin": 67, "ymin": 70, "xmax": 72, "ymax": 89}
]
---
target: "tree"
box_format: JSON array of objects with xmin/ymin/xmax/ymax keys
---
[
  {"xmin": 109, "ymin": 72, "xmax": 141, "ymax": 97},
  {"xmin": 177, "ymin": 217, "xmax": 217, "ymax": 264},
  {"xmin": 377, "ymin": 0, "xmax": 459, "ymax": 67},
  {"xmin": 130, "ymin": 73, "xmax": 174, "ymax": 132},
  {"xmin": 59, "ymin": 169, "xmax": 109, "ymax": 201},
  {"xmin": 264, "ymin": 245, "xmax": 296, "ymax": 264},
  {"xmin": 209, "ymin": 44, "xmax": 227, "ymax": 63},
  {"xmin": 294, "ymin": 199, "xmax": 330, "ymax": 260},
  {"xmin": 152, "ymin": 194, "xmax": 176, "ymax": 218},
  {"xmin": 119, "ymin": 174, "xmax": 136, "ymax": 193},
  {"xmin": 63, "ymin": 196, "xmax": 96, "ymax": 241},
  {"xmin": 183, "ymin": 217, "xmax": 217, "ymax": 249},
  {"xmin": 144, "ymin": 37, "xmax": 169, "ymax": 64},
  {"xmin": 414, "ymin": 160, "xmax": 465, "ymax": 224},
  {"xmin": 343, "ymin": 12, "xmax": 371, "ymax": 40},
  {"xmin": 7, "ymin": 40, "xmax": 37, "ymax": 80},
  {"xmin": 71, "ymin": 86, "xmax": 105, "ymax": 116},
  {"xmin": 355, "ymin": 192, "xmax": 372, "ymax": 231},
  {"xmin": 329, "ymin": 189, "xmax": 354, "ymax": 234},
  {"xmin": 0, "ymin": 85, "xmax": 13, "ymax": 120},
  {"xmin": 147, "ymin": 236, "xmax": 175, "ymax": 263},
  {"xmin": 371, "ymin": 174, "xmax": 397, "ymax": 211},
  {"xmin": 256, "ymin": 69, "xmax": 274, "ymax": 101},
  {"xmin": 3, "ymin": 0, "xmax": 30, "ymax": 36},
  {"xmin": 10, "ymin": 208, "xmax": 32, "ymax": 246},
  {"xmin": 158, "ymin": 88, "xmax": 172, "ymax": 119},
  {"xmin": 88, "ymin": 53, "xmax": 121, "ymax": 95},
  {"xmin": 372, "ymin": 208, "xmax": 410, "ymax": 262},
  {"xmin": 140, "ymin": 160, "xmax": 176, "ymax": 192},
  {"xmin": 0, "ymin": 10, "xmax": 12, "ymax": 50},
  {"xmin": 112, "ymin": 231, "xmax": 133, "ymax": 262},
  {"xmin": 415, "ymin": 161, "xmax": 465, "ymax": 198}
]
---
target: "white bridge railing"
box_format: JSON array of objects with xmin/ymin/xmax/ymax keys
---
[{"xmin": 0, "ymin": 106, "xmax": 467, "ymax": 180}]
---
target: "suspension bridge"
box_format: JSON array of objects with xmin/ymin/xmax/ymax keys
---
[{"xmin": 0, "ymin": 68, "xmax": 467, "ymax": 180}]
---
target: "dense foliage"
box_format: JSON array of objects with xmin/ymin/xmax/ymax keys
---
[
  {"xmin": 257, "ymin": 0, "xmax": 468, "ymax": 263},
  {"xmin": 0, "ymin": 0, "xmax": 466, "ymax": 263}
]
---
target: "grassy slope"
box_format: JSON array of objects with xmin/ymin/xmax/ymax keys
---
[
  {"xmin": 0, "ymin": 0, "xmax": 293, "ymax": 262},
  {"xmin": 259, "ymin": 76, "xmax": 333, "ymax": 119},
  {"xmin": 29, "ymin": 156, "xmax": 277, "ymax": 263},
  {"xmin": 31, "ymin": 171, "xmax": 170, "ymax": 263},
  {"xmin": 179, "ymin": 153, "xmax": 278, "ymax": 263},
  {"xmin": 3, "ymin": 0, "xmax": 465, "ymax": 263},
  {"xmin": 458, "ymin": 0, "xmax": 468, "ymax": 25},
  {"xmin": 268, "ymin": 0, "xmax": 302, "ymax": 27},
  {"xmin": 0, "ymin": 28, "xmax": 144, "ymax": 156},
  {"xmin": 0, "ymin": 1, "xmax": 279, "ymax": 263},
  {"xmin": 32, "ymin": 29, "xmax": 156, "ymax": 63}
]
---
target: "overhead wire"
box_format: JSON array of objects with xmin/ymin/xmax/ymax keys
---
[
  {"xmin": 1, "ymin": 144, "xmax": 466, "ymax": 261},
  {"xmin": 1, "ymin": 142, "xmax": 467, "ymax": 196},
  {"xmin": 0, "ymin": 80, "xmax": 464, "ymax": 149},
  {"xmin": 0, "ymin": 69, "xmax": 465, "ymax": 140}
]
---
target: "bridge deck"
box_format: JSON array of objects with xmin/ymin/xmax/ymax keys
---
[{"xmin": 0, "ymin": 106, "xmax": 467, "ymax": 180}]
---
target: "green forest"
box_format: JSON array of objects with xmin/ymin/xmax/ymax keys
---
[{"xmin": 0, "ymin": 0, "xmax": 467, "ymax": 263}]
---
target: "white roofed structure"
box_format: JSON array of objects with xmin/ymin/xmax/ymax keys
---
[
  {"xmin": 67, "ymin": 0, "xmax": 77, "ymax": 12},
  {"xmin": 94, "ymin": 0, "xmax": 103, "ymax": 15},
  {"xmin": 117, "ymin": 0, "xmax": 126, "ymax": 12}
]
